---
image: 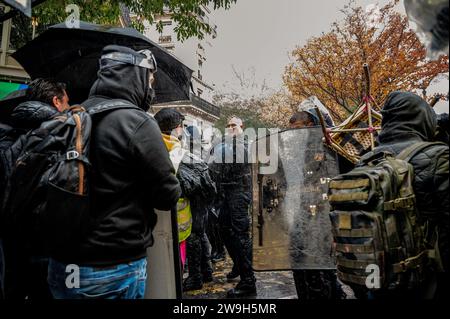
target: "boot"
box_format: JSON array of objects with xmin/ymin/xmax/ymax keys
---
[
  {"xmin": 211, "ymin": 251, "xmax": 225, "ymax": 263},
  {"xmin": 227, "ymin": 278, "xmax": 257, "ymax": 298},
  {"xmin": 202, "ymin": 271, "xmax": 214, "ymax": 283},
  {"xmin": 226, "ymin": 266, "xmax": 240, "ymax": 282},
  {"xmin": 183, "ymin": 275, "xmax": 203, "ymax": 292}
]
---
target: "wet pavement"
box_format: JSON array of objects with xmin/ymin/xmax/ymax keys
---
[
  {"xmin": 182, "ymin": 255, "xmax": 356, "ymax": 299},
  {"xmin": 183, "ymin": 256, "xmax": 298, "ymax": 299}
]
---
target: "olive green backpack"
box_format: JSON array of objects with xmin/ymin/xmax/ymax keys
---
[{"xmin": 328, "ymin": 142, "xmax": 445, "ymax": 292}]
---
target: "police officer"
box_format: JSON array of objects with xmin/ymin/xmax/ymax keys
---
[{"xmin": 209, "ymin": 117, "xmax": 256, "ymax": 298}]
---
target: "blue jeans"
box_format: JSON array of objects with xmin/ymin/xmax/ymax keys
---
[{"xmin": 48, "ymin": 258, "xmax": 147, "ymax": 299}]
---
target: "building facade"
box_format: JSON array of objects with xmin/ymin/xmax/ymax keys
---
[
  {"xmin": 142, "ymin": 4, "xmax": 220, "ymax": 143},
  {"xmin": 0, "ymin": 4, "xmax": 31, "ymax": 98},
  {"xmin": 1, "ymin": 3, "xmax": 221, "ymax": 146}
]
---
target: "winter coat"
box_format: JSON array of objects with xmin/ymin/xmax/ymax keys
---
[
  {"xmin": 162, "ymin": 134, "xmax": 216, "ymax": 235},
  {"xmin": 373, "ymin": 92, "xmax": 449, "ymax": 272},
  {"xmin": 68, "ymin": 45, "xmax": 181, "ymax": 266}
]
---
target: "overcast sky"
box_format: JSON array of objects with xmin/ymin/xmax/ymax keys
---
[{"xmin": 204, "ymin": 0, "xmax": 448, "ymax": 113}]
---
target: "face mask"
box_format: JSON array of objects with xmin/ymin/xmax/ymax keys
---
[{"xmin": 142, "ymin": 71, "xmax": 156, "ymax": 111}]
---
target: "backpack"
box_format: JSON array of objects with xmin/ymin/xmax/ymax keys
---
[
  {"xmin": 1, "ymin": 100, "xmax": 139, "ymax": 253},
  {"xmin": 0, "ymin": 124, "xmax": 25, "ymax": 206},
  {"xmin": 328, "ymin": 142, "xmax": 445, "ymax": 293}
]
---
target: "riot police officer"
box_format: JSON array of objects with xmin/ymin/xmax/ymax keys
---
[{"xmin": 209, "ymin": 117, "xmax": 256, "ymax": 298}]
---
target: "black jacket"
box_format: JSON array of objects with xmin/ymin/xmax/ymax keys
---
[
  {"xmin": 0, "ymin": 101, "xmax": 58, "ymax": 256},
  {"xmin": 69, "ymin": 46, "xmax": 181, "ymax": 266},
  {"xmin": 208, "ymin": 135, "xmax": 252, "ymax": 210},
  {"xmin": 178, "ymin": 152, "xmax": 216, "ymax": 233},
  {"xmin": 374, "ymin": 92, "xmax": 449, "ymax": 271},
  {"xmin": 1, "ymin": 101, "xmax": 58, "ymax": 200}
]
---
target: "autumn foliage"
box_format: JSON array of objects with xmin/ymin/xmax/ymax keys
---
[{"xmin": 283, "ymin": 0, "xmax": 449, "ymax": 123}]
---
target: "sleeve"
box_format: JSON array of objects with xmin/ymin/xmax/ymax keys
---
[
  {"xmin": 130, "ymin": 117, "xmax": 181, "ymax": 211},
  {"xmin": 432, "ymin": 147, "xmax": 449, "ymax": 271}
]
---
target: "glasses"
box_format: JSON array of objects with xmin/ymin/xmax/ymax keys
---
[{"xmin": 226, "ymin": 123, "xmax": 238, "ymax": 128}]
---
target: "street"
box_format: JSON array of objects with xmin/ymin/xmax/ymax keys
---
[{"xmin": 183, "ymin": 257, "xmax": 298, "ymax": 299}]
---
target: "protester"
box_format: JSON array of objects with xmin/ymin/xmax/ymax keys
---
[
  {"xmin": 182, "ymin": 125, "xmax": 216, "ymax": 291},
  {"xmin": 0, "ymin": 78, "xmax": 69, "ymax": 299},
  {"xmin": 364, "ymin": 91, "xmax": 449, "ymax": 299},
  {"xmin": 46, "ymin": 45, "xmax": 181, "ymax": 299},
  {"xmin": 154, "ymin": 109, "xmax": 216, "ymax": 291}
]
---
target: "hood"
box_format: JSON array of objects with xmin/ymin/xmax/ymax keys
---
[
  {"xmin": 162, "ymin": 133, "xmax": 182, "ymax": 152},
  {"xmin": 9, "ymin": 101, "xmax": 59, "ymax": 129},
  {"xmin": 88, "ymin": 45, "xmax": 150, "ymax": 111},
  {"xmin": 378, "ymin": 91, "xmax": 437, "ymax": 144}
]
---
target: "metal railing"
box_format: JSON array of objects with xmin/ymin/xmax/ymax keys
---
[{"xmin": 190, "ymin": 94, "xmax": 220, "ymax": 117}]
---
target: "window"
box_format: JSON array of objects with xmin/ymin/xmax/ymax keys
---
[
  {"xmin": 161, "ymin": 20, "xmax": 172, "ymax": 26},
  {"xmin": 197, "ymin": 88, "xmax": 203, "ymax": 97},
  {"xmin": 198, "ymin": 59, "xmax": 203, "ymax": 68},
  {"xmin": 159, "ymin": 35, "xmax": 172, "ymax": 44},
  {"xmin": 197, "ymin": 70, "xmax": 202, "ymax": 81}
]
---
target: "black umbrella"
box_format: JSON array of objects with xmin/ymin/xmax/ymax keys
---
[{"xmin": 12, "ymin": 21, "xmax": 193, "ymax": 105}]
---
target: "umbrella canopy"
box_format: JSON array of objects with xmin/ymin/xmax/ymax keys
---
[
  {"xmin": 1, "ymin": 0, "xmax": 32, "ymax": 18},
  {"xmin": 12, "ymin": 21, "xmax": 193, "ymax": 105}
]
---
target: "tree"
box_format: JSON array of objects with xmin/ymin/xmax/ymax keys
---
[
  {"xmin": 259, "ymin": 89, "xmax": 298, "ymax": 128},
  {"xmin": 213, "ymin": 92, "xmax": 274, "ymax": 132},
  {"xmin": 213, "ymin": 67, "xmax": 297, "ymax": 131},
  {"xmin": 283, "ymin": 0, "xmax": 449, "ymax": 123},
  {"xmin": 31, "ymin": 0, "xmax": 236, "ymax": 41}
]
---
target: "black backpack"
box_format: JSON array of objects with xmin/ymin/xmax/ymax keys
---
[
  {"xmin": 0, "ymin": 124, "xmax": 25, "ymax": 202},
  {"xmin": 1, "ymin": 100, "xmax": 139, "ymax": 253}
]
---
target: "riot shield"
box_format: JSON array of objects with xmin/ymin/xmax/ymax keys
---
[{"xmin": 252, "ymin": 127, "xmax": 339, "ymax": 271}]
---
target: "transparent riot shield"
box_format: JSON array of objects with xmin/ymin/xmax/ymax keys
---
[{"xmin": 252, "ymin": 127, "xmax": 339, "ymax": 271}]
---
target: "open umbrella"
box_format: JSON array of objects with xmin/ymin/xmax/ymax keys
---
[{"xmin": 12, "ymin": 21, "xmax": 193, "ymax": 105}]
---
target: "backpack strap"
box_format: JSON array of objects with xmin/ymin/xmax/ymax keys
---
[
  {"xmin": 397, "ymin": 141, "xmax": 447, "ymax": 162},
  {"xmin": 87, "ymin": 99, "xmax": 141, "ymax": 116}
]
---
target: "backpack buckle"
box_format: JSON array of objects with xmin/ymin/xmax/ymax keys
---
[{"xmin": 66, "ymin": 150, "xmax": 80, "ymax": 160}]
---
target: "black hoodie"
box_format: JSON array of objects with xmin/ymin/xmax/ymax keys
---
[
  {"xmin": 64, "ymin": 45, "xmax": 181, "ymax": 266},
  {"xmin": 374, "ymin": 92, "xmax": 449, "ymax": 273}
]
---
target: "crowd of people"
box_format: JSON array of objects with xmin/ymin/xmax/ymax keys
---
[{"xmin": 0, "ymin": 44, "xmax": 448, "ymax": 300}]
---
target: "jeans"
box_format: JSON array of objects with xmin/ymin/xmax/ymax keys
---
[{"xmin": 48, "ymin": 257, "xmax": 147, "ymax": 299}]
